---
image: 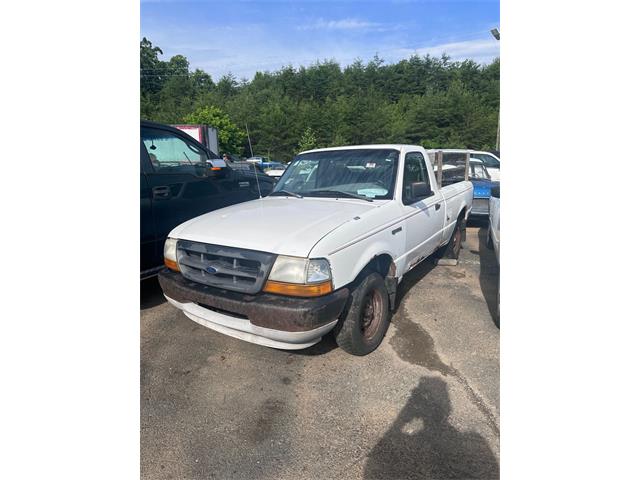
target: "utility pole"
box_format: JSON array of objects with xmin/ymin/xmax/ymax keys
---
[{"xmin": 491, "ymin": 28, "xmax": 500, "ymax": 151}]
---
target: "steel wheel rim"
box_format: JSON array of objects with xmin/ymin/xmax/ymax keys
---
[
  {"xmin": 361, "ymin": 289, "xmax": 383, "ymax": 341},
  {"xmin": 453, "ymin": 228, "xmax": 461, "ymax": 256}
]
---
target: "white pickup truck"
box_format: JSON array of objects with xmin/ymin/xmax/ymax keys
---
[{"xmin": 159, "ymin": 145, "xmax": 473, "ymax": 355}]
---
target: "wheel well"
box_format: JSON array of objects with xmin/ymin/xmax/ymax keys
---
[
  {"xmin": 357, "ymin": 254, "xmax": 398, "ymax": 311},
  {"xmin": 458, "ymin": 207, "xmax": 467, "ymax": 241},
  {"xmin": 356, "ymin": 254, "xmax": 396, "ymax": 282}
]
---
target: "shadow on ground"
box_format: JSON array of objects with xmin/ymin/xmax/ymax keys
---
[
  {"xmin": 140, "ymin": 277, "xmax": 166, "ymax": 310},
  {"xmin": 364, "ymin": 376, "xmax": 499, "ymax": 479},
  {"xmin": 293, "ymin": 334, "xmax": 339, "ymax": 356},
  {"xmin": 394, "ymin": 255, "xmax": 437, "ymax": 310}
]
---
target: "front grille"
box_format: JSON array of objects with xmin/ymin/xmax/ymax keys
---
[
  {"xmin": 471, "ymin": 198, "xmax": 490, "ymax": 215},
  {"xmin": 177, "ymin": 240, "xmax": 276, "ymax": 294}
]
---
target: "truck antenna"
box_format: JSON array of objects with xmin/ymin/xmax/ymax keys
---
[
  {"xmin": 245, "ymin": 122, "xmax": 261, "ymax": 198},
  {"xmin": 253, "ymin": 162, "xmax": 263, "ymax": 199},
  {"xmin": 245, "ymin": 122, "xmax": 254, "ymax": 158}
]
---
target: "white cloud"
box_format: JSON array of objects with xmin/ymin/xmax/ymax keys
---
[
  {"xmin": 297, "ymin": 18, "xmax": 391, "ymax": 32},
  {"xmin": 143, "ymin": 27, "xmax": 499, "ymax": 81},
  {"xmin": 394, "ymin": 38, "xmax": 500, "ymax": 63}
]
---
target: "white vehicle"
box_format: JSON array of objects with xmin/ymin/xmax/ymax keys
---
[
  {"xmin": 487, "ymin": 184, "xmax": 500, "ymax": 326},
  {"xmin": 246, "ymin": 156, "xmax": 268, "ymax": 164},
  {"xmin": 265, "ymin": 168, "xmax": 285, "ymax": 180},
  {"xmin": 430, "ymin": 149, "xmax": 500, "ymax": 181},
  {"xmin": 159, "ymin": 145, "xmax": 473, "ymax": 355},
  {"xmin": 487, "ymin": 185, "xmax": 500, "ymax": 262}
]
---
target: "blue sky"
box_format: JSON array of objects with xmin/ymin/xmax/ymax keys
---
[{"xmin": 141, "ymin": 0, "xmax": 499, "ymax": 81}]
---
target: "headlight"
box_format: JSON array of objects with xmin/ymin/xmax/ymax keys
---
[
  {"xmin": 163, "ymin": 238, "xmax": 179, "ymax": 271},
  {"xmin": 264, "ymin": 256, "xmax": 332, "ymax": 297},
  {"xmin": 306, "ymin": 259, "xmax": 332, "ymax": 283},
  {"xmin": 268, "ymin": 256, "xmax": 307, "ymax": 283}
]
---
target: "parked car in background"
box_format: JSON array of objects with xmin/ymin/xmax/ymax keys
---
[
  {"xmin": 158, "ymin": 145, "xmax": 473, "ymax": 355},
  {"xmin": 468, "ymin": 159, "xmax": 500, "ymax": 218},
  {"xmin": 472, "ymin": 151, "xmax": 500, "ymax": 181},
  {"xmin": 265, "ymin": 163, "xmax": 286, "ymax": 180},
  {"xmin": 246, "ymin": 156, "xmax": 269, "ymax": 165},
  {"xmin": 141, "ymin": 120, "xmax": 274, "ymax": 280},
  {"xmin": 431, "ymin": 149, "xmax": 500, "ymax": 181},
  {"xmin": 247, "ymin": 156, "xmax": 286, "ymax": 171},
  {"xmin": 438, "ymin": 159, "xmax": 498, "ymax": 218}
]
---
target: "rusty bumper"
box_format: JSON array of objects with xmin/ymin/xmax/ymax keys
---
[{"xmin": 158, "ymin": 269, "xmax": 349, "ymax": 333}]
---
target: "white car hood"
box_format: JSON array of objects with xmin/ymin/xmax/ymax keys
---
[{"xmin": 170, "ymin": 196, "xmax": 380, "ymax": 257}]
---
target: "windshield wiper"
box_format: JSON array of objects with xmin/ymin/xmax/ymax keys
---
[
  {"xmin": 270, "ymin": 190, "xmax": 303, "ymax": 199},
  {"xmin": 310, "ymin": 190, "xmax": 374, "ymax": 202}
]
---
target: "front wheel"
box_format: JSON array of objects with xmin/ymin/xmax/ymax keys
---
[{"xmin": 334, "ymin": 272, "xmax": 390, "ymax": 356}]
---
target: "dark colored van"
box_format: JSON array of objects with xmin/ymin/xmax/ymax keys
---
[{"xmin": 141, "ymin": 120, "xmax": 275, "ymax": 279}]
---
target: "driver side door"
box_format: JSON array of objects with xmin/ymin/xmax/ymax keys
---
[{"xmin": 400, "ymin": 151, "xmax": 445, "ymax": 272}]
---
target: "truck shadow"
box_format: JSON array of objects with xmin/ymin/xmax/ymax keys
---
[
  {"xmin": 393, "ymin": 258, "xmax": 437, "ymax": 312},
  {"xmin": 364, "ymin": 376, "xmax": 499, "ymax": 479},
  {"xmin": 140, "ymin": 277, "xmax": 167, "ymax": 310}
]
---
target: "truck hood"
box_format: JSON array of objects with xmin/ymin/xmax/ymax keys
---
[{"xmin": 169, "ymin": 196, "xmax": 380, "ymax": 257}]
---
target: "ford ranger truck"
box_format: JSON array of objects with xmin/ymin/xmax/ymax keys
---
[{"xmin": 159, "ymin": 145, "xmax": 473, "ymax": 356}]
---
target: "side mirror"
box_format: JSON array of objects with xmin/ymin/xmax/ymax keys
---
[
  {"xmin": 206, "ymin": 159, "xmax": 228, "ymax": 178},
  {"xmin": 491, "ymin": 186, "xmax": 500, "ymax": 198},
  {"xmin": 411, "ymin": 182, "xmax": 432, "ymax": 200}
]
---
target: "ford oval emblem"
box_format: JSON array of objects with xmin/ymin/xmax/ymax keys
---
[{"xmin": 206, "ymin": 265, "xmax": 218, "ymax": 274}]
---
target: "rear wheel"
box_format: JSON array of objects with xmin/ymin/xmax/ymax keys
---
[
  {"xmin": 441, "ymin": 220, "xmax": 463, "ymax": 260},
  {"xmin": 334, "ymin": 272, "xmax": 390, "ymax": 356}
]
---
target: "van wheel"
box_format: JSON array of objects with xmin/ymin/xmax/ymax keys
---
[
  {"xmin": 441, "ymin": 220, "xmax": 463, "ymax": 260},
  {"xmin": 334, "ymin": 272, "xmax": 390, "ymax": 356}
]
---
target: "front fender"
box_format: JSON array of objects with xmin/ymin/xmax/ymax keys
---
[{"xmin": 325, "ymin": 235, "xmax": 403, "ymax": 290}]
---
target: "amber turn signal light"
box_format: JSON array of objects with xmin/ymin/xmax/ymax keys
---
[
  {"xmin": 164, "ymin": 258, "xmax": 180, "ymax": 272},
  {"xmin": 263, "ymin": 280, "xmax": 332, "ymax": 297}
]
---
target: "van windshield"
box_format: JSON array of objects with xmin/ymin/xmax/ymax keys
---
[{"xmin": 272, "ymin": 149, "xmax": 399, "ymax": 200}]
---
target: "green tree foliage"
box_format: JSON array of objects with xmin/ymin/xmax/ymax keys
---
[
  {"xmin": 141, "ymin": 38, "xmax": 500, "ymax": 161},
  {"xmin": 297, "ymin": 127, "xmax": 318, "ymax": 153},
  {"xmin": 184, "ymin": 106, "xmax": 245, "ymax": 155}
]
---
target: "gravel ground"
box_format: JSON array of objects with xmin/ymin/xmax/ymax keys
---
[{"xmin": 141, "ymin": 225, "xmax": 500, "ymax": 479}]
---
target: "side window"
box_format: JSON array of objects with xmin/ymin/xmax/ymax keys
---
[
  {"xmin": 477, "ymin": 154, "xmax": 500, "ymax": 168},
  {"xmin": 141, "ymin": 127, "xmax": 208, "ymax": 173},
  {"xmin": 402, "ymin": 152, "xmax": 430, "ymax": 204}
]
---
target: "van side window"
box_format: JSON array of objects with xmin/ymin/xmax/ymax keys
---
[
  {"xmin": 142, "ymin": 127, "xmax": 208, "ymax": 173},
  {"xmin": 402, "ymin": 152, "xmax": 430, "ymax": 205}
]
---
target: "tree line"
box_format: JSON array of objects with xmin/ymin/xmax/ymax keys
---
[{"xmin": 141, "ymin": 37, "xmax": 499, "ymax": 162}]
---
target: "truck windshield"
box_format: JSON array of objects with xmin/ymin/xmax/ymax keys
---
[{"xmin": 272, "ymin": 149, "xmax": 399, "ymax": 200}]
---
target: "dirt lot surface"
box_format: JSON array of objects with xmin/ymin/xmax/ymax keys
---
[{"xmin": 141, "ymin": 226, "xmax": 500, "ymax": 479}]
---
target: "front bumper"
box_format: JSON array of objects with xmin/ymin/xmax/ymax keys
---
[{"xmin": 158, "ymin": 269, "xmax": 349, "ymax": 350}]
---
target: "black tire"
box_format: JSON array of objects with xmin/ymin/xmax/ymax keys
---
[
  {"xmin": 441, "ymin": 219, "xmax": 463, "ymax": 260},
  {"xmin": 334, "ymin": 272, "xmax": 390, "ymax": 356}
]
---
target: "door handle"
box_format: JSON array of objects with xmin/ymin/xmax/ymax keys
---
[
  {"xmin": 435, "ymin": 203, "xmax": 441, "ymax": 210},
  {"xmin": 152, "ymin": 186, "xmax": 172, "ymax": 200}
]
